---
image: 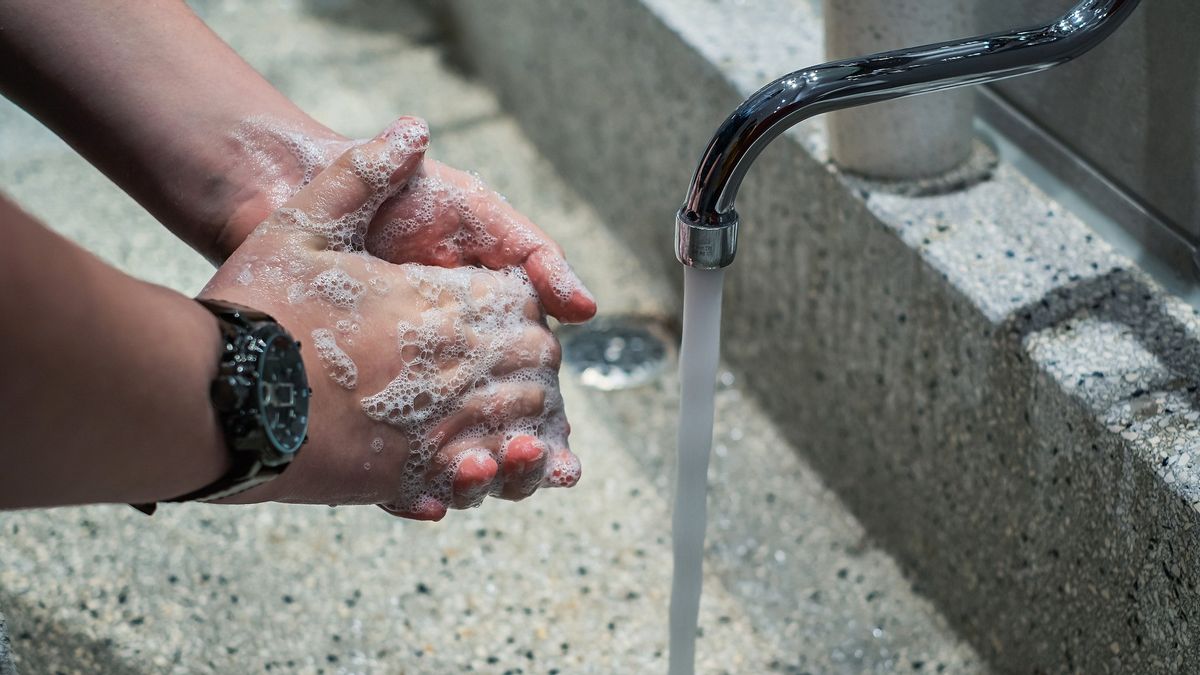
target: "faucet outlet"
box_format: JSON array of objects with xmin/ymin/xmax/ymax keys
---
[{"xmin": 675, "ymin": 209, "xmax": 739, "ymax": 270}]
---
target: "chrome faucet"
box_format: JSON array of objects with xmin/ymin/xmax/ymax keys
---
[{"xmin": 675, "ymin": 0, "xmax": 1142, "ymax": 269}]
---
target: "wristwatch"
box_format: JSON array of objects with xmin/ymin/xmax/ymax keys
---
[{"xmin": 133, "ymin": 299, "xmax": 310, "ymax": 514}]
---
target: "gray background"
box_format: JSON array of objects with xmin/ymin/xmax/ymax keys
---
[{"xmin": 982, "ymin": 0, "xmax": 1200, "ymax": 244}]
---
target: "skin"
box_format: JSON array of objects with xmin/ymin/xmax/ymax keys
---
[
  {"xmin": 223, "ymin": 125, "xmax": 599, "ymax": 325},
  {"xmin": 0, "ymin": 0, "xmax": 596, "ymax": 323},
  {"xmin": 208, "ymin": 123, "xmax": 580, "ymax": 518},
  {"xmin": 0, "ymin": 194, "xmax": 232, "ymax": 508},
  {"xmin": 0, "ymin": 1, "xmax": 594, "ymax": 516},
  {"xmin": 0, "ymin": 122, "xmax": 580, "ymax": 519}
]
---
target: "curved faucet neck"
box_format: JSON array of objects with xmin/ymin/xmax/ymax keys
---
[{"xmin": 677, "ymin": 0, "xmax": 1141, "ymax": 268}]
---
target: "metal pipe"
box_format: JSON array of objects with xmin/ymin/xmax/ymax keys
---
[{"xmin": 675, "ymin": 0, "xmax": 1142, "ymax": 269}]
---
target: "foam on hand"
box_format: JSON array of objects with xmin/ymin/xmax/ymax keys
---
[
  {"xmin": 235, "ymin": 115, "xmax": 591, "ymax": 309},
  {"xmin": 358, "ymin": 264, "xmax": 570, "ymax": 511},
  {"xmin": 310, "ymin": 267, "xmax": 365, "ymax": 309},
  {"xmin": 365, "ymin": 169, "xmax": 496, "ymax": 265},
  {"xmin": 231, "ymin": 116, "xmax": 352, "ymax": 210},
  {"xmin": 311, "ymin": 328, "xmax": 358, "ymax": 390},
  {"xmin": 227, "ymin": 115, "xmax": 576, "ymax": 515},
  {"xmin": 364, "ymin": 163, "xmax": 590, "ymax": 307},
  {"xmin": 546, "ymin": 254, "xmax": 592, "ymax": 305}
]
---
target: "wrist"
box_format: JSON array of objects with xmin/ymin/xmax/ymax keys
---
[
  {"xmin": 209, "ymin": 117, "xmax": 349, "ymax": 262},
  {"xmin": 148, "ymin": 297, "xmax": 313, "ymax": 509},
  {"xmin": 112, "ymin": 285, "xmax": 234, "ymax": 505},
  {"xmin": 154, "ymin": 293, "xmax": 236, "ymax": 498}
]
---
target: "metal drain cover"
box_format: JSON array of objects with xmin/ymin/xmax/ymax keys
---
[{"xmin": 558, "ymin": 315, "xmax": 674, "ymax": 391}]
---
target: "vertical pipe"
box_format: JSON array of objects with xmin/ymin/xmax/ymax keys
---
[{"xmin": 825, "ymin": 0, "xmax": 977, "ymax": 179}]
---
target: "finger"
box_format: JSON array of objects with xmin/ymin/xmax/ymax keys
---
[
  {"xmin": 523, "ymin": 298, "xmax": 546, "ymax": 323},
  {"xmin": 422, "ymin": 436, "xmax": 502, "ymax": 509},
  {"xmin": 459, "ymin": 180, "xmax": 596, "ymax": 324},
  {"xmin": 522, "ymin": 246, "xmax": 596, "ymax": 324},
  {"xmin": 450, "ymin": 448, "xmax": 500, "ymax": 509},
  {"xmin": 425, "ymin": 382, "xmax": 547, "ymax": 447},
  {"xmin": 465, "ymin": 269, "xmax": 505, "ymax": 311},
  {"xmin": 280, "ymin": 117, "xmax": 428, "ymax": 249},
  {"xmin": 543, "ymin": 448, "xmax": 582, "ymax": 488},
  {"xmin": 369, "ymin": 161, "xmax": 597, "ymax": 323},
  {"xmin": 496, "ymin": 434, "xmax": 548, "ymax": 501},
  {"xmin": 366, "ymin": 172, "xmax": 464, "ymax": 265},
  {"xmin": 379, "ymin": 493, "xmax": 447, "ymax": 522},
  {"xmin": 491, "ymin": 324, "xmax": 561, "ymax": 376}
]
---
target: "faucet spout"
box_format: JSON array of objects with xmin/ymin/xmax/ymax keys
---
[{"xmin": 676, "ymin": 0, "xmax": 1141, "ymax": 269}]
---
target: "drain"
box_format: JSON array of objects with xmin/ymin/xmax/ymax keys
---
[{"xmin": 558, "ymin": 315, "xmax": 674, "ymax": 391}]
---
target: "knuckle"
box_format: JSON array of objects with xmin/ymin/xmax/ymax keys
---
[
  {"xmin": 523, "ymin": 386, "xmax": 547, "ymax": 416},
  {"xmin": 542, "ymin": 332, "xmax": 562, "ymax": 369},
  {"xmin": 464, "ymin": 396, "xmax": 486, "ymax": 420},
  {"xmin": 523, "ymin": 299, "xmax": 544, "ymax": 322},
  {"xmin": 534, "ymin": 237, "xmax": 566, "ymax": 259}
]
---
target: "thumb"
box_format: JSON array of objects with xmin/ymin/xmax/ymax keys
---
[{"xmin": 278, "ymin": 116, "xmax": 429, "ymax": 251}]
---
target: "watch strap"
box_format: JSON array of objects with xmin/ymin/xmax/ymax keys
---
[
  {"xmin": 131, "ymin": 299, "xmax": 300, "ymax": 515},
  {"xmin": 130, "ymin": 459, "xmax": 277, "ymax": 515}
]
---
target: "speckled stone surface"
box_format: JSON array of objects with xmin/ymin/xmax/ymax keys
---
[
  {"xmin": 0, "ymin": 1, "xmax": 983, "ymax": 673},
  {"xmin": 583, "ymin": 364, "xmax": 984, "ymax": 674},
  {"xmin": 0, "ymin": 610, "xmax": 15, "ymax": 675},
  {"xmin": 449, "ymin": 0, "xmax": 1200, "ymax": 672}
]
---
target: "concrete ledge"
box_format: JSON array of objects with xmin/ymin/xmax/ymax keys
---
[
  {"xmin": 446, "ymin": 0, "xmax": 1200, "ymax": 671},
  {"xmin": 1, "ymin": 2, "xmax": 985, "ymax": 672}
]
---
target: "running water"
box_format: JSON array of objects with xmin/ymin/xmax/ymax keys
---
[{"xmin": 668, "ymin": 266, "xmax": 726, "ymax": 675}]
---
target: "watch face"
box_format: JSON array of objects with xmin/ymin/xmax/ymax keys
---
[{"xmin": 257, "ymin": 329, "xmax": 310, "ymax": 456}]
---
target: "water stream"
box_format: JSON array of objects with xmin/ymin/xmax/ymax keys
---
[{"xmin": 668, "ymin": 266, "xmax": 726, "ymax": 675}]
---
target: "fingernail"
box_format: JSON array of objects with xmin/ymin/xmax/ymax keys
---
[
  {"xmin": 552, "ymin": 258, "xmax": 595, "ymax": 315},
  {"xmin": 388, "ymin": 493, "xmax": 446, "ymax": 521},
  {"xmin": 572, "ymin": 284, "xmax": 597, "ymax": 312},
  {"xmin": 416, "ymin": 495, "xmax": 447, "ymax": 521},
  {"xmin": 382, "ymin": 116, "xmax": 430, "ymax": 156},
  {"xmin": 454, "ymin": 452, "xmax": 498, "ymax": 495},
  {"xmin": 505, "ymin": 436, "xmax": 546, "ymax": 474},
  {"xmin": 566, "ymin": 265, "xmax": 595, "ymax": 304},
  {"xmin": 543, "ymin": 449, "xmax": 581, "ymax": 488}
]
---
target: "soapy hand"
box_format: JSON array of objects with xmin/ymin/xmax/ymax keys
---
[
  {"xmin": 220, "ymin": 117, "xmax": 596, "ymax": 324},
  {"xmin": 203, "ymin": 118, "xmax": 581, "ymax": 520}
]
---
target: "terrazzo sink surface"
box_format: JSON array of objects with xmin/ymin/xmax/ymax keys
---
[
  {"xmin": 0, "ymin": 1, "xmax": 983, "ymax": 673},
  {"xmin": 442, "ymin": 0, "xmax": 1200, "ymax": 671}
]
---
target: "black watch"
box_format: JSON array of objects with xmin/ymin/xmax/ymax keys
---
[{"xmin": 133, "ymin": 299, "xmax": 310, "ymax": 514}]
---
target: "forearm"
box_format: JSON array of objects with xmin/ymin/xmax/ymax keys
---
[
  {"xmin": 0, "ymin": 0, "xmax": 333, "ymax": 262},
  {"xmin": 0, "ymin": 194, "xmax": 230, "ymax": 508}
]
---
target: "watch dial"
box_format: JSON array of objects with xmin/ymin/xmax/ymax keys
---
[{"xmin": 258, "ymin": 331, "xmax": 310, "ymax": 454}]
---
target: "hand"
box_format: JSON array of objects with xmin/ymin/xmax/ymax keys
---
[
  {"xmin": 218, "ymin": 117, "xmax": 596, "ymax": 324},
  {"xmin": 202, "ymin": 118, "xmax": 581, "ymax": 521}
]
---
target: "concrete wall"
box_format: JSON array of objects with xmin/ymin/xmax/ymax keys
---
[
  {"xmin": 446, "ymin": 0, "xmax": 1200, "ymax": 671},
  {"xmin": 983, "ymin": 0, "xmax": 1200, "ymax": 248}
]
